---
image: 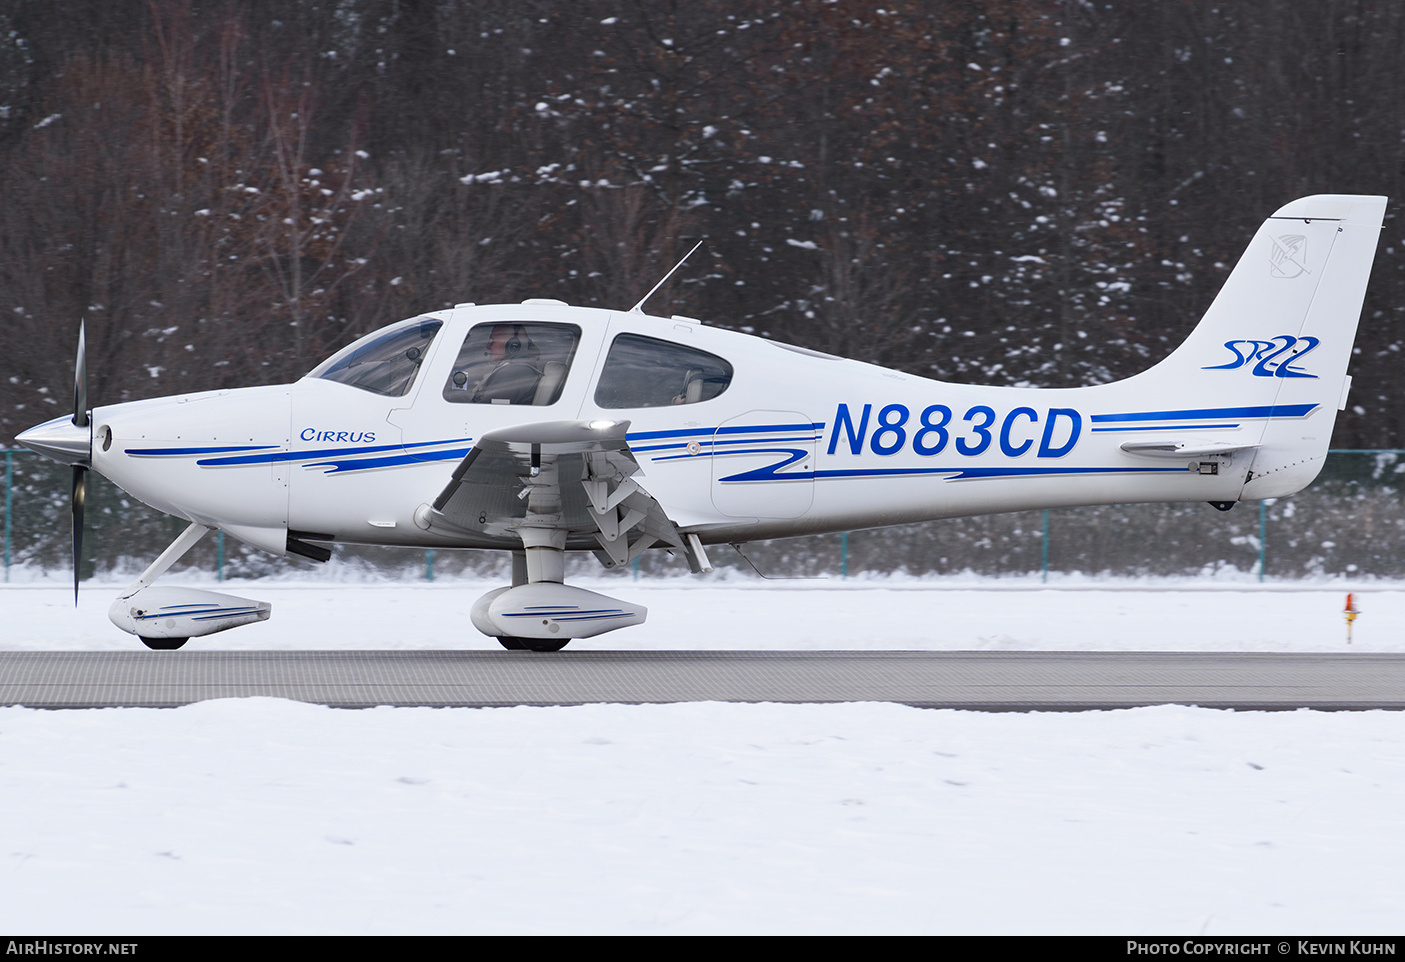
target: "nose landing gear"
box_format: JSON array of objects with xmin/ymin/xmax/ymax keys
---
[{"xmin": 109, "ymin": 522, "xmax": 271, "ymax": 649}]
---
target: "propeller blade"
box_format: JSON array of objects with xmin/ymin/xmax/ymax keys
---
[
  {"xmin": 71, "ymin": 322, "xmax": 89, "ymax": 605},
  {"xmin": 73, "ymin": 320, "xmax": 88, "ymax": 429},
  {"xmin": 71, "ymin": 464, "xmax": 86, "ymax": 606}
]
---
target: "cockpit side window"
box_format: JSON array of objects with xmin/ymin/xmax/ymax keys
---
[
  {"xmin": 594, "ymin": 333, "xmax": 733, "ymax": 409},
  {"xmin": 309, "ymin": 318, "xmax": 443, "ymax": 397},
  {"xmin": 443, "ymin": 322, "xmax": 581, "ymax": 405}
]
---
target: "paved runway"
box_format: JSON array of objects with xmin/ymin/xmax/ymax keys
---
[{"xmin": 3, "ymin": 650, "xmax": 1405, "ymax": 709}]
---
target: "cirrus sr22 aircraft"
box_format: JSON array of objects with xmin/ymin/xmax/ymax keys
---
[{"xmin": 15, "ymin": 194, "xmax": 1387, "ymax": 650}]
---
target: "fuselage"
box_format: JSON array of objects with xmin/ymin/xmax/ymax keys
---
[{"xmin": 81, "ymin": 299, "xmax": 1291, "ymax": 558}]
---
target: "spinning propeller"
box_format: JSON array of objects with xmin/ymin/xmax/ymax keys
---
[
  {"xmin": 70, "ymin": 322, "xmax": 88, "ymax": 605},
  {"xmin": 13, "ymin": 322, "xmax": 93, "ymax": 605}
]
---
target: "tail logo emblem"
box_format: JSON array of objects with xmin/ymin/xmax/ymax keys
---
[
  {"xmin": 1203, "ymin": 335, "xmax": 1320, "ymax": 378},
  {"xmin": 1270, "ymin": 234, "xmax": 1309, "ymax": 278}
]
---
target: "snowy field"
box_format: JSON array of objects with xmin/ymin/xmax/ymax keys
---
[
  {"xmin": 3, "ymin": 577, "xmax": 1405, "ymax": 934},
  {"xmin": 1, "ymin": 575, "xmax": 1398, "ymax": 652}
]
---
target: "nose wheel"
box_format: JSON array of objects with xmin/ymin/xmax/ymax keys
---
[
  {"xmin": 140, "ymin": 636, "xmax": 188, "ymax": 651},
  {"xmin": 497, "ymin": 636, "xmax": 570, "ymax": 652}
]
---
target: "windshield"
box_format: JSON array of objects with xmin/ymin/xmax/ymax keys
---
[{"xmin": 308, "ymin": 317, "xmax": 443, "ymax": 397}]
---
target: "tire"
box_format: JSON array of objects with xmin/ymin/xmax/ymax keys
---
[
  {"xmin": 140, "ymin": 636, "xmax": 188, "ymax": 651},
  {"xmin": 497, "ymin": 636, "xmax": 569, "ymax": 652}
]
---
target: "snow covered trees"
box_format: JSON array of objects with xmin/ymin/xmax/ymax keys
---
[{"xmin": 2, "ymin": 0, "xmax": 1403, "ymax": 446}]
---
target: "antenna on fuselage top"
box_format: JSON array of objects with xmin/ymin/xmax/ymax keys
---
[{"xmin": 629, "ymin": 240, "xmax": 705, "ymax": 314}]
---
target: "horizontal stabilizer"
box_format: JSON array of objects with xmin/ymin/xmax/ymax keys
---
[{"xmin": 1120, "ymin": 440, "xmax": 1259, "ymax": 458}]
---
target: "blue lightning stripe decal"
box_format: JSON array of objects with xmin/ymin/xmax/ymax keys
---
[
  {"xmin": 190, "ymin": 607, "xmax": 266, "ymax": 621},
  {"xmin": 627, "ymin": 422, "xmax": 823, "ymax": 442},
  {"xmin": 302, "ymin": 448, "xmax": 472, "ymax": 474},
  {"xmin": 195, "ymin": 437, "xmax": 470, "ymax": 466},
  {"xmin": 133, "ymin": 603, "xmax": 266, "ymax": 621},
  {"xmin": 1091, "ymin": 423, "xmax": 1241, "ymax": 432},
  {"xmin": 799, "ymin": 466, "xmax": 1187, "ymax": 482},
  {"xmin": 715, "ymin": 449, "xmax": 812, "ymax": 482},
  {"xmin": 127, "ymin": 437, "xmax": 474, "ymax": 475},
  {"xmin": 811, "ymin": 467, "xmax": 958, "ymax": 479},
  {"xmin": 635, "ymin": 433, "xmax": 821, "ymax": 454},
  {"xmin": 940, "ymin": 466, "xmax": 1189, "ymax": 481},
  {"xmin": 1090, "ymin": 404, "xmax": 1316, "ymax": 423},
  {"xmin": 127, "ymin": 444, "xmax": 278, "ymax": 456},
  {"xmin": 633, "ymin": 424, "xmax": 824, "ymax": 479},
  {"xmin": 498, "ymin": 606, "xmax": 630, "ymax": 622}
]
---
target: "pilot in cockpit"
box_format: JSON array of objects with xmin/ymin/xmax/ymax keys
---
[{"xmin": 448, "ymin": 323, "xmax": 543, "ymax": 404}]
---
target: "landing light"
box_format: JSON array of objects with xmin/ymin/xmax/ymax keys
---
[{"xmin": 588, "ymin": 419, "xmax": 617, "ymax": 431}]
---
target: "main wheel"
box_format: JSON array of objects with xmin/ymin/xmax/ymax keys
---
[
  {"xmin": 497, "ymin": 636, "xmax": 569, "ymax": 652},
  {"xmin": 140, "ymin": 636, "xmax": 188, "ymax": 651}
]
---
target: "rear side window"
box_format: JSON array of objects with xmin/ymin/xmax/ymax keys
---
[{"xmin": 594, "ymin": 333, "xmax": 732, "ymax": 409}]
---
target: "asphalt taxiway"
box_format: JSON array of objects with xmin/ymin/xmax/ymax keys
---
[{"xmin": 2, "ymin": 650, "xmax": 1404, "ymax": 710}]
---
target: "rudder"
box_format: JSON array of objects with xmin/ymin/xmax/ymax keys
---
[{"xmin": 1239, "ymin": 195, "xmax": 1386, "ymax": 498}]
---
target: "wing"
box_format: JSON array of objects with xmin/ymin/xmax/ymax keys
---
[{"xmin": 413, "ymin": 419, "xmax": 686, "ymax": 568}]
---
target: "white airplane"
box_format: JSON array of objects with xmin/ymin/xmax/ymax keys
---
[{"xmin": 15, "ymin": 194, "xmax": 1387, "ymax": 650}]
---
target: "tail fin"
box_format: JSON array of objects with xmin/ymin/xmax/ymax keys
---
[{"xmin": 1133, "ymin": 194, "xmax": 1386, "ymax": 499}]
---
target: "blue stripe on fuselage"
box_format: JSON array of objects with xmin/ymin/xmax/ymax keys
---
[{"xmin": 1090, "ymin": 404, "xmax": 1315, "ymax": 423}]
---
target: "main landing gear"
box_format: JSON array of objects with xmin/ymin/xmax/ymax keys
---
[{"xmin": 470, "ymin": 547, "xmax": 646, "ymax": 654}]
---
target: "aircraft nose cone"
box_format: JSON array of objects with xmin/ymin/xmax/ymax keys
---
[{"xmin": 15, "ymin": 414, "xmax": 92, "ymax": 466}]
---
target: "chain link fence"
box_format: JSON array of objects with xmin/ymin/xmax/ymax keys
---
[{"xmin": 4, "ymin": 449, "xmax": 1403, "ymax": 583}]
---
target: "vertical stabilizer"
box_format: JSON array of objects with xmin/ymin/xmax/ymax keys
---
[{"xmin": 1128, "ymin": 195, "xmax": 1385, "ymax": 500}]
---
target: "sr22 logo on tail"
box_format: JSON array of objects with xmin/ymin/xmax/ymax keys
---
[{"xmin": 1203, "ymin": 334, "xmax": 1321, "ymax": 378}]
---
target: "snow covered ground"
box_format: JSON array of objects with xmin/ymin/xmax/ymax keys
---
[
  {"xmin": 2, "ymin": 577, "xmax": 1404, "ymax": 934},
  {"xmin": 1, "ymin": 575, "xmax": 1398, "ymax": 652}
]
